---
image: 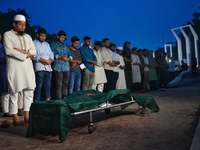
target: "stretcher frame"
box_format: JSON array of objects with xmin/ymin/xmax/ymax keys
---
[{"xmin": 72, "ymin": 93, "xmax": 146, "ymax": 134}]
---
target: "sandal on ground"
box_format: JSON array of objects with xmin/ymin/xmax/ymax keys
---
[
  {"xmin": 13, "ymin": 121, "xmax": 26, "ymax": 126},
  {"xmin": 24, "ymin": 119, "xmax": 29, "ymax": 123},
  {"xmin": 0, "ymin": 120, "xmax": 11, "ymax": 128},
  {"xmin": 2, "ymin": 113, "xmax": 12, "ymax": 117}
]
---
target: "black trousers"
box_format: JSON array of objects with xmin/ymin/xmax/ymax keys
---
[
  {"xmin": 54, "ymin": 71, "xmax": 70, "ymax": 99},
  {"xmin": 157, "ymin": 70, "xmax": 168, "ymax": 88},
  {"xmin": 103, "ymin": 70, "xmax": 114, "ymax": 92},
  {"xmin": 125, "ymin": 69, "xmax": 132, "ymax": 89},
  {"xmin": 131, "ymin": 82, "xmax": 142, "ymax": 92},
  {"xmin": 113, "ymin": 71, "xmax": 119, "ymax": 90}
]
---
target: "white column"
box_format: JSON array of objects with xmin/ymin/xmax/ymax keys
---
[
  {"xmin": 188, "ymin": 24, "xmax": 199, "ymax": 66},
  {"xmin": 180, "ymin": 28, "xmax": 191, "ymax": 66},
  {"xmin": 164, "ymin": 44, "xmax": 173, "ymax": 58},
  {"xmin": 169, "ymin": 44, "xmax": 172, "ymax": 57},
  {"xmin": 171, "ymin": 29, "xmax": 182, "ymax": 65}
]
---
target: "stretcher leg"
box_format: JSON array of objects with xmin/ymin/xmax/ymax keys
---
[
  {"xmin": 137, "ymin": 105, "xmax": 147, "ymax": 116},
  {"xmin": 105, "ymin": 101, "xmax": 111, "ymax": 114},
  {"xmin": 105, "ymin": 108, "xmax": 111, "ymax": 114},
  {"xmin": 88, "ymin": 112, "xmax": 93, "ymax": 133}
]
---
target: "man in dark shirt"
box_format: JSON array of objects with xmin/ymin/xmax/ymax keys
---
[
  {"xmin": 69, "ymin": 36, "xmax": 82, "ymax": 94},
  {"xmin": 122, "ymin": 41, "xmax": 132, "ymax": 89},
  {"xmin": 155, "ymin": 50, "xmax": 167, "ymax": 89}
]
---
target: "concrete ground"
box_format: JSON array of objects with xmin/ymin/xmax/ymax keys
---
[{"xmin": 0, "ymin": 71, "xmax": 200, "ymax": 150}]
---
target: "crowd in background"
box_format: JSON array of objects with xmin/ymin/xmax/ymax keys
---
[{"xmin": 0, "ymin": 14, "xmax": 190, "ymax": 125}]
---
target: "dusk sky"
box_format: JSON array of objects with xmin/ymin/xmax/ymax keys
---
[{"xmin": 0, "ymin": 0, "xmax": 200, "ymax": 50}]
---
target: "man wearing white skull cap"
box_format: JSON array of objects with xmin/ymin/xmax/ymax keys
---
[
  {"xmin": 13, "ymin": 14, "xmax": 26, "ymax": 22},
  {"xmin": 116, "ymin": 46, "xmax": 127, "ymax": 89},
  {"xmin": 3, "ymin": 14, "xmax": 36, "ymax": 125}
]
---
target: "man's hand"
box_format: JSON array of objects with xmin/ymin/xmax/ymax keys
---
[
  {"xmin": 63, "ymin": 57, "xmax": 70, "ymax": 62},
  {"xmin": 89, "ymin": 60, "xmax": 97, "ymax": 66},
  {"xmin": 145, "ymin": 64, "xmax": 150, "ymax": 67},
  {"xmin": 92, "ymin": 61, "xmax": 97, "ymax": 65},
  {"xmin": 107, "ymin": 61, "xmax": 115, "ymax": 67},
  {"xmin": 77, "ymin": 60, "xmax": 82, "ymax": 65},
  {"xmin": 113, "ymin": 61, "xmax": 120, "ymax": 65},
  {"xmin": 119, "ymin": 66, "xmax": 123, "ymax": 69},
  {"xmin": 70, "ymin": 62, "xmax": 77, "ymax": 68},
  {"xmin": 14, "ymin": 48, "xmax": 26, "ymax": 54},
  {"xmin": 124, "ymin": 57, "xmax": 132, "ymax": 63},
  {"xmin": 46, "ymin": 58, "xmax": 53, "ymax": 65},
  {"xmin": 27, "ymin": 51, "xmax": 35, "ymax": 60}
]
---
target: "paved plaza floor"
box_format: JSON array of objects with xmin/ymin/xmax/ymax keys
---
[{"xmin": 0, "ymin": 71, "xmax": 200, "ymax": 150}]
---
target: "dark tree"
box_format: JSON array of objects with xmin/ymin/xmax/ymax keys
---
[
  {"xmin": 46, "ymin": 33, "xmax": 57, "ymax": 45},
  {"xmin": 0, "ymin": 8, "xmax": 41, "ymax": 40}
]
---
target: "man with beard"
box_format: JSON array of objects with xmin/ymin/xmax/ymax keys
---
[
  {"xmin": 34, "ymin": 28, "xmax": 54, "ymax": 101},
  {"xmin": 142, "ymin": 49, "xmax": 149, "ymax": 92},
  {"xmin": 148, "ymin": 50, "xmax": 158, "ymax": 90},
  {"xmin": 161, "ymin": 52, "xmax": 169, "ymax": 88},
  {"xmin": 122, "ymin": 41, "xmax": 132, "ymax": 89},
  {"xmin": 3, "ymin": 14, "xmax": 36, "ymax": 125},
  {"xmin": 68, "ymin": 36, "xmax": 82, "ymax": 94},
  {"xmin": 92, "ymin": 41, "xmax": 107, "ymax": 92},
  {"xmin": 0, "ymin": 33, "xmax": 12, "ymax": 117},
  {"xmin": 116, "ymin": 46, "xmax": 127, "ymax": 89},
  {"xmin": 51, "ymin": 30, "xmax": 72, "ymax": 99},
  {"xmin": 131, "ymin": 47, "xmax": 141, "ymax": 92},
  {"xmin": 155, "ymin": 50, "xmax": 165, "ymax": 90},
  {"xmin": 110, "ymin": 43, "xmax": 120, "ymax": 89},
  {"xmin": 79, "ymin": 36, "xmax": 97, "ymax": 90},
  {"xmin": 101, "ymin": 38, "xmax": 115, "ymax": 92},
  {"xmin": 138, "ymin": 49, "xmax": 145, "ymax": 92}
]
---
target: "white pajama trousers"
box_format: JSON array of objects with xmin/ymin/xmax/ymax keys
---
[
  {"xmin": 18, "ymin": 91, "xmax": 23, "ymax": 109},
  {"xmin": 92, "ymin": 83, "xmax": 104, "ymax": 92},
  {"xmin": 1, "ymin": 93, "xmax": 10, "ymax": 113},
  {"xmin": 9, "ymin": 89, "xmax": 33, "ymax": 114}
]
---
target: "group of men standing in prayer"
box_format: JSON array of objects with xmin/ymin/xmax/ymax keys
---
[{"xmin": 0, "ymin": 14, "xmax": 171, "ymax": 126}]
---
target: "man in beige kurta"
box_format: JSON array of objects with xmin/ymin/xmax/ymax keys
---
[
  {"xmin": 3, "ymin": 14, "xmax": 36, "ymax": 125},
  {"xmin": 116, "ymin": 47, "xmax": 127, "ymax": 89},
  {"xmin": 92, "ymin": 41, "xmax": 107, "ymax": 92},
  {"xmin": 101, "ymin": 38, "xmax": 115, "ymax": 92}
]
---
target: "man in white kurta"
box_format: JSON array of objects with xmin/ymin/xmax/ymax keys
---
[
  {"xmin": 142, "ymin": 49, "xmax": 149, "ymax": 91},
  {"xmin": 92, "ymin": 41, "xmax": 107, "ymax": 92},
  {"xmin": 131, "ymin": 48, "xmax": 141, "ymax": 83},
  {"xmin": 101, "ymin": 38, "xmax": 115, "ymax": 92},
  {"xmin": 3, "ymin": 14, "xmax": 36, "ymax": 125},
  {"xmin": 110, "ymin": 43, "xmax": 120, "ymax": 90},
  {"xmin": 116, "ymin": 47, "xmax": 127, "ymax": 89},
  {"xmin": 131, "ymin": 48, "xmax": 142, "ymax": 92}
]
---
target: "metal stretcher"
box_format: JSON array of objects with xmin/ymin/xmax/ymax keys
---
[
  {"xmin": 72, "ymin": 93, "xmax": 146, "ymax": 134},
  {"xmin": 27, "ymin": 89, "xmax": 159, "ymax": 142}
]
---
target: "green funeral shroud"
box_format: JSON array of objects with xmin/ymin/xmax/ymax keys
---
[{"xmin": 27, "ymin": 89, "xmax": 159, "ymax": 142}]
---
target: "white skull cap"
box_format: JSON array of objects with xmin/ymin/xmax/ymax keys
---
[
  {"xmin": 13, "ymin": 14, "xmax": 26, "ymax": 21},
  {"xmin": 117, "ymin": 46, "xmax": 123, "ymax": 50}
]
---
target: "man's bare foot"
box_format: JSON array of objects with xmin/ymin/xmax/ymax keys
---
[
  {"xmin": 24, "ymin": 111, "xmax": 29, "ymax": 123},
  {"xmin": 13, "ymin": 121, "xmax": 26, "ymax": 126},
  {"xmin": 12, "ymin": 114, "xmax": 25, "ymax": 126}
]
